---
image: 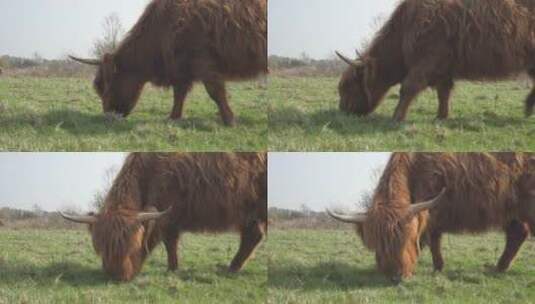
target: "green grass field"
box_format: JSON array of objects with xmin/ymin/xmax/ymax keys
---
[
  {"xmin": 268, "ymin": 229, "xmax": 535, "ymax": 304},
  {"xmin": 0, "ymin": 229, "xmax": 267, "ymax": 304},
  {"xmin": 0, "ymin": 77, "xmax": 267, "ymax": 151},
  {"xmin": 268, "ymin": 76, "xmax": 535, "ymax": 151}
]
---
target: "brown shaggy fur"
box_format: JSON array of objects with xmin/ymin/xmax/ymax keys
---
[
  {"xmin": 338, "ymin": 0, "xmax": 535, "ymax": 121},
  {"xmin": 81, "ymin": 152, "xmax": 266, "ymax": 281},
  {"xmin": 350, "ymin": 153, "xmax": 535, "ymax": 282},
  {"xmin": 88, "ymin": 0, "xmax": 267, "ymax": 126}
]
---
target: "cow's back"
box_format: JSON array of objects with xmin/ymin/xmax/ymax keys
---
[
  {"xmin": 410, "ymin": 153, "xmax": 522, "ymax": 232},
  {"xmin": 142, "ymin": 153, "xmax": 266, "ymax": 232},
  {"xmin": 400, "ymin": 0, "xmax": 535, "ymax": 79}
]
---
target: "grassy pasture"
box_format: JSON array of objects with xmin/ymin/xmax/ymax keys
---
[
  {"xmin": 0, "ymin": 77, "xmax": 267, "ymax": 151},
  {"xmin": 268, "ymin": 76, "xmax": 535, "ymax": 151},
  {"xmin": 0, "ymin": 229, "xmax": 267, "ymax": 304},
  {"xmin": 268, "ymin": 229, "xmax": 535, "ymax": 304}
]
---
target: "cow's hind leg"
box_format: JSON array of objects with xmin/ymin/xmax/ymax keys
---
[
  {"xmin": 393, "ymin": 70, "xmax": 429, "ymax": 122},
  {"xmin": 203, "ymin": 79, "xmax": 235, "ymax": 126},
  {"xmin": 524, "ymin": 69, "xmax": 535, "ymax": 117},
  {"xmin": 170, "ymin": 81, "xmax": 193, "ymax": 120},
  {"xmin": 228, "ymin": 221, "xmax": 266, "ymax": 273},
  {"xmin": 496, "ymin": 220, "xmax": 529, "ymax": 272},
  {"xmin": 436, "ymin": 79, "xmax": 454, "ymax": 120},
  {"xmin": 163, "ymin": 231, "xmax": 181, "ymax": 271},
  {"xmin": 429, "ymin": 230, "xmax": 445, "ymax": 272}
]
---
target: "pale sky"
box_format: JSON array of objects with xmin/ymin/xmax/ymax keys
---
[
  {"xmin": 0, "ymin": 153, "xmax": 392, "ymax": 213},
  {"xmin": 269, "ymin": 0, "xmax": 399, "ymax": 59},
  {"xmin": 0, "ymin": 153, "xmax": 126, "ymax": 212},
  {"xmin": 2, "ymin": 0, "xmax": 401, "ymax": 60},
  {"xmin": 268, "ymin": 153, "xmax": 391, "ymax": 212},
  {"xmin": 0, "ymin": 0, "xmax": 149, "ymax": 59}
]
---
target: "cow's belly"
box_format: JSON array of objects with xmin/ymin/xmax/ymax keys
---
[{"xmin": 430, "ymin": 201, "xmax": 511, "ymax": 233}]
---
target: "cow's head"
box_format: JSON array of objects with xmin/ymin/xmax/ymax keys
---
[
  {"xmin": 328, "ymin": 189, "xmax": 445, "ymax": 283},
  {"xmin": 69, "ymin": 54, "xmax": 144, "ymax": 118},
  {"xmin": 336, "ymin": 51, "xmax": 388, "ymax": 116},
  {"xmin": 60, "ymin": 207, "xmax": 170, "ymax": 281}
]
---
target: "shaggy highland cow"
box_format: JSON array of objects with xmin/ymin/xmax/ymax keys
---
[
  {"xmin": 337, "ymin": 0, "xmax": 535, "ymax": 122},
  {"xmin": 328, "ymin": 153, "xmax": 535, "ymax": 283},
  {"xmin": 61, "ymin": 152, "xmax": 267, "ymax": 281},
  {"xmin": 70, "ymin": 0, "xmax": 267, "ymax": 126}
]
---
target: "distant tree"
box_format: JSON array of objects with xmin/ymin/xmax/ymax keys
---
[
  {"xmin": 370, "ymin": 14, "xmax": 386, "ymax": 33},
  {"xmin": 299, "ymin": 52, "xmax": 312, "ymax": 64},
  {"xmin": 32, "ymin": 204, "xmax": 45, "ymax": 217},
  {"xmin": 92, "ymin": 165, "xmax": 119, "ymax": 211},
  {"xmin": 359, "ymin": 165, "xmax": 384, "ymax": 210},
  {"xmin": 92, "ymin": 13, "xmax": 125, "ymax": 58},
  {"xmin": 32, "ymin": 52, "xmax": 44, "ymax": 65},
  {"xmin": 299, "ymin": 203, "xmax": 312, "ymax": 216},
  {"xmin": 359, "ymin": 13, "xmax": 387, "ymax": 51}
]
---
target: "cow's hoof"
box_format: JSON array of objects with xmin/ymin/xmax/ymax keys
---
[
  {"xmin": 223, "ymin": 119, "xmax": 236, "ymax": 127},
  {"xmin": 168, "ymin": 115, "xmax": 184, "ymax": 122},
  {"xmin": 227, "ymin": 265, "xmax": 241, "ymax": 273},
  {"xmin": 105, "ymin": 112, "xmax": 125, "ymax": 123},
  {"xmin": 390, "ymin": 275, "xmax": 403, "ymax": 285},
  {"xmin": 495, "ymin": 265, "xmax": 508, "ymax": 273}
]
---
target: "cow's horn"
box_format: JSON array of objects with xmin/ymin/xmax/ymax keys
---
[
  {"xmin": 69, "ymin": 55, "xmax": 101, "ymax": 66},
  {"xmin": 335, "ymin": 51, "xmax": 363, "ymax": 67},
  {"xmin": 136, "ymin": 207, "xmax": 172, "ymax": 222},
  {"xmin": 326, "ymin": 208, "xmax": 367, "ymax": 224},
  {"xmin": 408, "ymin": 188, "xmax": 446, "ymax": 215},
  {"xmin": 59, "ymin": 212, "xmax": 97, "ymax": 224}
]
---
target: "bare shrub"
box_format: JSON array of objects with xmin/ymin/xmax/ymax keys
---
[
  {"xmin": 92, "ymin": 13, "xmax": 125, "ymax": 58},
  {"xmin": 92, "ymin": 165, "xmax": 119, "ymax": 211},
  {"xmin": 0, "ymin": 206, "xmax": 82, "ymax": 230},
  {"xmin": 269, "ymin": 207, "xmax": 348, "ymax": 230},
  {"xmin": 269, "ymin": 55, "xmax": 346, "ymax": 77}
]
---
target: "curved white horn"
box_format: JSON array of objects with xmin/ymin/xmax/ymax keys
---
[
  {"xmin": 408, "ymin": 188, "xmax": 447, "ymax": 215},
  {"xmin": 335, "ymin": 51, "xmax": 363, "ymax": 67},
  {"xmin": 59, "ymin": 211, "xmax": 97, "ymax": 224},
  {"xmin": 326, "ymin": 208, "xmax": 367, "ymax": 224},
  {"xmin": 69, "ymin": 55, "xmax": 102, "ymax": 66},
  {"xmin": 136, "ymin": 207, "xmax": 172, "ymax": 222}
]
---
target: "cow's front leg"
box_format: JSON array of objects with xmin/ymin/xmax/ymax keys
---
[
  {"xmin": 203, "ymin": 79, "xmax": 235, "ymax": 126},
  {"xmin": 429, "ymin": 230, "xmax": 444, "ymax": 272},
  {"xmin": 170, "ymin": 82, "xmax": 193, "ymax": 120},
  {"xmin": 393, "ymin": 71, "xmax": 428, "ymax": 122},
  {"xmin": 436, "ymin": 79, "xmax": 454, "ymax": 120},
  {"xmin": 163, "ymin": 232, "xmax": 181, "ymax": 271}
]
